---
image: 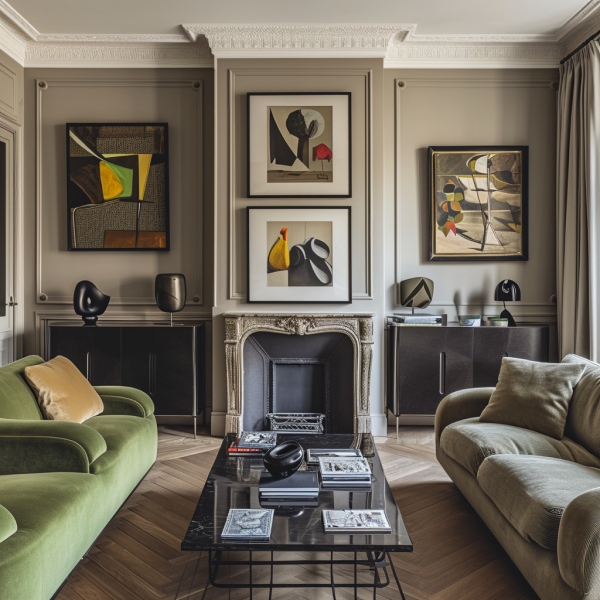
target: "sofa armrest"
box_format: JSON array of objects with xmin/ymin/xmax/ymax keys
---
[
  {"xmin": 434, "ymin": 387, "xmax": 495, "ymax": 449},
  {"xmin": 558, "ymin": 487, "xmax": 600, "ymax": 596},
  {"xmin": 94, "ymin": 386, "xmax": 155, "ymax": 418},
  {"xmin": 0, "ymin": 505, "xmax": 17, "ymax": 544},
  {"xmin": 0, "ymin": 419, "xmax": 107, "ymax": 475}
]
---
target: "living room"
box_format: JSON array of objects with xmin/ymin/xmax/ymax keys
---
[{"xmin": 0, "ymin": 1, "xmax": 597, "ymax": 598}]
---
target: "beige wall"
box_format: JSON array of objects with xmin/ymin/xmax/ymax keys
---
[
  {"xmin": 22, "ymin": 67, "xmax": 214, "ymax": 415},
  {"xmin": 212, "ymin": 58, "xmax": 386, "ymax": 435}
]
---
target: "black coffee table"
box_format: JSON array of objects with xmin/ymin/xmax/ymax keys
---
[{"xmin": 180, "ymin": 433, "xmax": 412, "ymax": 599}]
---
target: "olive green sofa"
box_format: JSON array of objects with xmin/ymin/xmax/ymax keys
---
[
  {"xmin": 0, "ymin": 356, "xmax": 158, "ymax": 600},
  {"xmin": 436, "ymin": 354, "xmax": 600, "ymax": 600}
]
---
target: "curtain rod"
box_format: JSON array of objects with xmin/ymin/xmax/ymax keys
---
[{"xmin": 561, "ymin": 29, "xmax": 600, "ymax": 65}]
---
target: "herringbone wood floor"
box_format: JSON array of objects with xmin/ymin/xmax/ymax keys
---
[{"xmin": 54, "ymin": 427, "xmax": 538, "ymax": 600}]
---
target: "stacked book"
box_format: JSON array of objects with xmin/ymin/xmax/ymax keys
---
[
  {"xmin": 319, "ymin": 457, "xmax": 372, "ymax": 490},
  {"xmin": 259, "ymin": 471, "xmax": 320, "ymax": 507},
  {"xmin": 322, "ymin": 509, "xmax": 391, "ymax": 534},
  {"xmin": 227, "ymin": 431, "xmax": 277, "ymax": 455},
  {"xmin": 390, "ymin": 313, "xmax": 445, "ymax": 326}
]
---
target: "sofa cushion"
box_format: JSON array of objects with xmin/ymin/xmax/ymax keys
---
[
  {"xmin": 440, "ymin": 418, "xmax": 577, "ymax": 477},
  {"xmin": 24, "ymin": 356, "xmax": 104, "ymax": 423},
  {"xmin": 478, "ymin": 455, "xmax": 600, "ymax": 550},
  {"xmin": 563, "ymin": 354, "xmax": 600, "ymax": 457},
  {"xmin": 479, "ymin": 357, "xmax": 585, "ymax": 439}
]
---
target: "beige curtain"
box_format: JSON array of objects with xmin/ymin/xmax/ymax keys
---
[{"xmin": 557, "ymin": 41, "xmax": 600, "ymax": 361}]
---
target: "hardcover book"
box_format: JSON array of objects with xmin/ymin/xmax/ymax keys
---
[
  {"xmin": 238, "ymin": 431, "xmax": 278, "ymax": 449},
  {"xmin": 319, "ymin": 457, "xmax": 371, "ymax": 478},
  {"xmin": 221, "ymin": 509, "xmax": 274, "ymax": 540},
  {"xmin": 306, "ymin": 448, "xmax": 362, "ymax": 465},
  {"xmin": 259, "ymin": 471, "xmax": 319, "ymax": 494},
  {"xmin": 322, "ymin": 510, "xmax": 391, "ymax": 534}
]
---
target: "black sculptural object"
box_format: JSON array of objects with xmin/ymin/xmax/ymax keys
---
[
  {"xmin": 73, "ymin": 281, "xmax": 110, "ymax": 326},
  {"xmin": 494, "ymin": 279, "xmax": 521, "ymax": 327},
  {"xmin": 155, "ymin": 273, "xmax": 186, "ymax": 327},
  {"xmin": 263, "ymin": 441, "xmax": 304, "ymax": 479}
]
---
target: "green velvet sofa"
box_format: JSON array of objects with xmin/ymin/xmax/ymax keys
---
[
  {"xmin": 0, "ymin": 356, "xmax": 158, "ymax": 600},
  {"xmin": 436, "ymin": 354, "xmax": 600, "ymax": 600}
]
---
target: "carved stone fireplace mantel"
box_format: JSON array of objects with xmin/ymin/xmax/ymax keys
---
[{"xmin": 224, "ymin": 313, "xmax": 375, "ymax": 435}]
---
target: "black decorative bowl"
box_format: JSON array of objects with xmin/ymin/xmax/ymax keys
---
[{"xmin": 263, "ymin": 441, "xmax": 304, "ymax": 479}]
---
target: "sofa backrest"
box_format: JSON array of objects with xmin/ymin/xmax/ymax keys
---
[
  {"xmin": 563, "ymin": 353, "xmax": 600, "ymax": 456},
  {"xmin": 0, "ymin": 356, "xmax": 45, "ymax": 421}
]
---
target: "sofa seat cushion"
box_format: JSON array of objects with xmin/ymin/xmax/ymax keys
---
[
  {"xmin": 478, "ymin": 455, "xmax": 600, "ymax": 550},
  {"xmin": 84, "ymin": 414, "xmax": 157, "ymax": 513},
  {"xmin": 440, "ymin": 418, "xmax": 577, "ymax": 477}
]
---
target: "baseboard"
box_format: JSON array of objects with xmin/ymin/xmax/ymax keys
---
[
  {"xmin": 211, "ymin": 412, "xmax": 226, "ymax": 437},
  {"xmin": 370, "ymin": 413, "xmax": 388, "ymax": 437}
]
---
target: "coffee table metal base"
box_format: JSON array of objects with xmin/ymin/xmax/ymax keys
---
[{"xmin": 180, "ymin": 550, "xmax": 407, "ymax": 600}]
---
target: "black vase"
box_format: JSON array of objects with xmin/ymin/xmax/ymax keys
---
[
  {"xmin": 155, "ymin": 274, "xmax": 186, "ymax": 326},
  {"xmin": 263, "ymin": 441, "xmax": 304, "ymax": 479},
  {"xmin": 73, "ymin": 281, "xmax": 110, "ymax": 326}
]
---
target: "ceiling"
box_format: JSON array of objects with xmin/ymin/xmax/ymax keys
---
[{"xmin": 6, "ymin": 0, "xmax": 590, "ymax": 37}]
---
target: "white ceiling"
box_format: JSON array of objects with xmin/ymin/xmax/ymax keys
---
[{"xmin": 7, "ymin": 0, "xmax": 590, "ymax": 37}]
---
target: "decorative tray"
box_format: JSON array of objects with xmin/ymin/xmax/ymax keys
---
[{"xmin": 266, "ymin": 412, "xmax": 325, "ymax": 434}]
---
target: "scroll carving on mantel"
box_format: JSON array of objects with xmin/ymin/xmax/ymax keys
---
[{"xmin": 223, "ymin": 313, "xmax": 374, "ymax": 436}]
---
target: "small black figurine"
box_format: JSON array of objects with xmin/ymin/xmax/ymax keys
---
[
  {"xmin": 494, "ymin": 279, "xmax": 521, "ymax": 327},
  {"xmin": 73, "ymin": 281, "xmax": 110, "ymax": 326}
]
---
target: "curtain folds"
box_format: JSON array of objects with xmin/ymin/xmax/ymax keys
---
[{"xmin": 557, "ymin": 41, "xmax": 600, "ymax": 361}]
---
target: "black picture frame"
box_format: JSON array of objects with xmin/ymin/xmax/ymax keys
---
[
  {"xmin": 66, "ymin": 122, "xmax": 170, "ymax": 251},
  {"xmin": 247, "ymin": 206, "xmax": 352, "ymax": 304},
  {"xmin": 428, "ymin": 145, "xmax": 529, "ymax": 262},
  {"xmin": 247, "ymin": 92, "xmax": 352, "ymax": 199}
]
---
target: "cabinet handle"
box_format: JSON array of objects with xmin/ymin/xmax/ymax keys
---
[
  {"xmin": 148, "ymin": 353, "xmax": 156, "ymax": 395},
  {"xmin": 439, "ymin": 352, "xmax": 446, "ymax": 395},
  {"xmin": 86, "ymin": 352, "xmax": 91, "ymax": 382}
]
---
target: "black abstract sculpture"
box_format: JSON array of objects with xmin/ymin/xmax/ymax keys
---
[
  {"xmin": 73, "ymin": 280, "xmax": 110, "ymax": 326},
  {"xmin": 155, "ymin": 273, "xmax": 186, "ymax": 326},
  {"xmin": 263, "ymin": 441, "xmax": 304, "ymax": 479}
]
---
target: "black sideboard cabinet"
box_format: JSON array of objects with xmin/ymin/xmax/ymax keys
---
[
  {"xmin": 47, "ymin": 321, "xmax": 205, "ymax": 437},
  {"xmin": 386, "ymin": 323, "xmax": 549, "ymax": 419}
]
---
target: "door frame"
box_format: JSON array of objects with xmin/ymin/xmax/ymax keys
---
[{"xmin": 0, "ymin": 113, "xmax": 24, "ymax": 360}]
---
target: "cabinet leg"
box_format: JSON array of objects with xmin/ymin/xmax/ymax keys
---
[
  {"xmin": 194, "ymin": 416, "xmax": 197, "ymax": 440},
  {"xmin": 396, "ymin": 417, "xmax": 399, "ymax": 441}
]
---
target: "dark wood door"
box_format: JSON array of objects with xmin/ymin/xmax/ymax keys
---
[
  {"xmin": 49, "ymin": 326, "xmax": 121, "ymax": 385},
  {"xmin": 473, "ymin": 327, "xmax": 549, "ymax": 387},
  {"xmin": 394, "ymin": 327, "xmax": 473, "ymax": 415}
]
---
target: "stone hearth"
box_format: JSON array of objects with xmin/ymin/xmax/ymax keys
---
[{"xmin": 224, "ymin": 313, "xmax": 374, "ymax": 435}]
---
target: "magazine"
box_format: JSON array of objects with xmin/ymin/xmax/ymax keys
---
[
  {"xmin": 221, "ymin": 509, "xmax": 274, "ymax": 540},
  {"xmin": 319, "ymin": 457, "xmax": 371, "ymax": 478},
  {"xmin": 322, "ymin": 510, "xmax": 391, "ymax": 534},
  {"xmin": 238, "ymin": 431, "xmax": 277, "ymax": 449}
]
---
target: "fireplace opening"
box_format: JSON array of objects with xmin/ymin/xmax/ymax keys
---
[{"xmin": 243, "ymin": 331, "xmax": 355, "ymax": 434}]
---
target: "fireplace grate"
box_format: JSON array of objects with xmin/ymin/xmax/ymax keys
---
[{"xmin": 266, "ymin": 413, "xmax": 325, "ymax": 434}]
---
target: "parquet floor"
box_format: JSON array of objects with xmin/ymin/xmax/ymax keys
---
[{"xmin": 54, "ymin": 427, "xmax": 538, "ymax": 600}]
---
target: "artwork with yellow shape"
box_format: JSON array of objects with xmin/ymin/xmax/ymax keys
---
[{"xmin": 268, "ymin": 227, "xmax": 290, "ymax": 271}]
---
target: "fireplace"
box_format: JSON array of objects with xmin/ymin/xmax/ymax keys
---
[{"xmin": 224, "ymin": 313, "xmax": 374, "ymax": 435}]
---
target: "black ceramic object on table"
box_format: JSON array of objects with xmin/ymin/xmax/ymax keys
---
[
  {"xmin": 494, "ymin": 279, "xmax": 521, "ymax": 327},
  {"xmin": 155, "ymin": 273, "xmax": 186, "ymax": 327},
  {"xmin": 73, "ymin": 281, "xmax": 110, "ymax": 326},
  {"xmin": 263, "ymin": 441, "xmax": 304, "ymax": 479}
]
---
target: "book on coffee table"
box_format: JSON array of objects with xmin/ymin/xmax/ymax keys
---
[
  {"xmin": 221, "ymin": 509, "xmax": 274, "ymax": 540},
  {"xmin": 238, "ymin": 431, "xmax": 277, "ymax": 450},
  {"xmin": 306, "ymin": 448, "xmax": 362, "ymax": 465},
  {"xmin": 322, "ymin": 510, "xmax": 391, "ymax": 534}
]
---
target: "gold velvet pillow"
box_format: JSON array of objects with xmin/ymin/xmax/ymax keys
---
[
  {"xmin": 24, "ymin": 356, "xmax": 104, "ymax": 423},
  {"xmin": 479, "ymin": 357, "xmax": 585, "ymax": 439}
]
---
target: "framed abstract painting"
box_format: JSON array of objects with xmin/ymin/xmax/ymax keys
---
[
  {"xmin": 247, "ymin": 92, "xmax": 351, "ymax": 198},
  {"xmin": 247, "ymin": 206, "xmax": 351, "ymax": 303},
  {"xmin": 428, "ymin": 146, "xmax": 528, "ymax": 261},
  {"xmin": 66, "ymin": 123, "xmax": 169, "ymax": 251}
]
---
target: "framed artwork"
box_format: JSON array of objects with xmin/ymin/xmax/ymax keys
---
[
  {"xmin": 66, "ymin": 123, "xmax": 169, "ymax": 251},
  {"xmin": 247, "ymin": 92, "xmax": 351, "ymax": 198},
  {"xmin": 428, "ymin": 146, "xmax": 528, "ymax": 261},
  {"xmin": 247, "ymin": 206, "xmax": 351, "ymax": 303}
]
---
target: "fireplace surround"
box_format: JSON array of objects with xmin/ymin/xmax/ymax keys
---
[{"xmin": 224, "ymin": 313, "xmax": 374, "ymax": 435}]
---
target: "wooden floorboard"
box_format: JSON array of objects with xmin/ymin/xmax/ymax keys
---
[{"xmin": 54, "ymin": 425, "xmax": 538, "ymax": 600}]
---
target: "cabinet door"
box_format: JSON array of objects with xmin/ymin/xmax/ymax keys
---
[
  {"xmin": 121, "ymin": 327, "xmax": 196, "ymax": 416},
  {"xmin": 473, "ymin": 327, "xmax": 549, "ymax": 388},
  {"xmin": 48, "ymin": 326, "xmax": 120, "ymax": 385},
  {"xmin": 395, "ymin": 327, "xmax": 473, "ymax": 415}
]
